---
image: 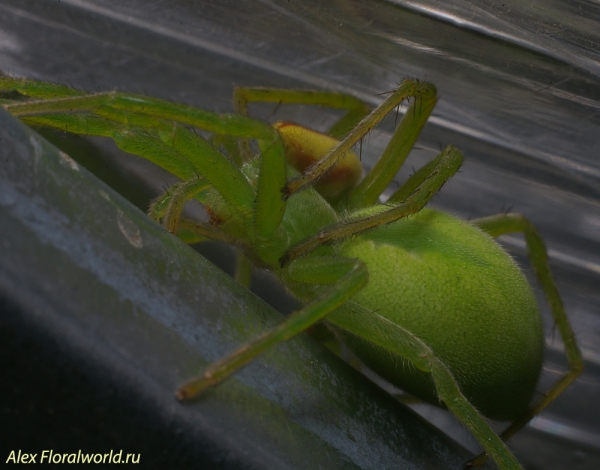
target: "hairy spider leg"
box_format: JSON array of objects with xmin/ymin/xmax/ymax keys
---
[
  {"xmin": 232, "ymin": 86, "xmax": 373, "ymax": 284},
  {"xmin": 171, "ymin": 81, "xmax": 437, "ymax": 280},
  {"xmin": 151, "ymin": 81, "xmax": 384, "ymax": 283},
  {"xmin": 19, "ymin": 112, "xmax": 245, "ymax": 245},
  {"xmin": 234, "ymin": 86, "xmax": 371, "ymax": 162},
  {"xmin": 148, "ymin": 178, "xmax": 211, "ymax": 233},
  {"xmin": 176, "ymin": 255, "xmax": 368, "ymax": 399},
  {"xmin": 280, "ymin": 145, "xmax": 462, "ymax": 264},
  {"xmin": 1, "ymin": 81, "xmax": 294, "ymax": 243},
  {"xmin": 283, "ymin": 80, "xmax": 437, "ymax": 208},
  {"xmin": 167, "ymin": 81, "xmax": 436, "ymax": 284},
  {"xmin": 466, "ymin": 213, "xmax": 584, "ymax": 466},
  {"xmin": 229, "ymin": 81, "xmax": 437, "ymax": 281},
  {"xmin": 325, "ymin": 301, "xmax": 522, "ymax": 470}
]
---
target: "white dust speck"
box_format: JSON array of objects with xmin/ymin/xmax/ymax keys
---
[
  {"xmin": 29, "ymin": 135, "xmax": 43, "ymax": 161},
  {"xmin": 98, "ymin": 190, "xmax": 110, "ymax": 201},
  {"xmin": 117, "ymin": 209, "xmax": 143, "ymax": 248},
  {"xmin": 58, "ymin": 151, "xmax": 79, "ymax": 171}
]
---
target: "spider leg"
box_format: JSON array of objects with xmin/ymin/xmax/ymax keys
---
[
  {"xmin": 21, "ymin": 114, "xmax": 199, "ymax": 180},
  {"xmin": 176, "ymin": 255, "xmax": 368, "ymax": 399},
  {"xmin": 346, "ymin": 84, "xmax": 437, "ymax": 210},
  {"xmin": 467, "ymin": 213, "xmax": 583, "ymax": 466},
  {"xmin": 234, "ymin": 87, "xmax": 371, "ymax": 164},
  {"xmin": 232, "ymin": 86, "xmax": 372, "ymax": 280},
  {"xmin": 148, "ymin": 177, "xmax": 211, "ymax": 231},
  {"xmin": 234, "ymin": 87, "xmax": 371, "ymax": 139},
  {"xmin": 0, "ymin": 75, "xmax": 86, "ymax": 99},
  {"xmin": 284, "ymin": 80, "xmax": 437, "ymax": 206},
  {"xmin": 325, "ymin": 302, "xmax": 523, "ymax": 470},
  {"xmin": 280, "ymin": 145, "xmax": 463, "ymax": 264},
  {"xmin": 2, "ymin": 77, "xmax": 290, "ymax": 241}
]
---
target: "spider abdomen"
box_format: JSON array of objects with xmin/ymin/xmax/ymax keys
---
[{"xmin": 333, "ymin": 208, "xmax": 544, "ymax": 421}]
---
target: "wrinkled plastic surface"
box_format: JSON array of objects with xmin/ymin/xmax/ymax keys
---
[{"xmin": 0, "ymin": 1, "xmax": 599, "ymax": 468}]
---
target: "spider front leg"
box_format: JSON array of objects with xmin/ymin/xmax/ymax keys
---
[
  {"xmin": 325, "ymin": 303, "xmax": 523, "ymax": 470},
  {"xmin": 467, "ymin": 213, "xmax": 584, "ymax": 466},
  {"xmin": 149, "ymin": 178, "xmax": 255, "ymax": 286},
  {"xmin": 2, "ymin": 78, "xmax": 291, "ymax": 242},
  {"xmin": 284, "ymin": 79, "xmax": 438, "ymax": 209},
  {"xmin": 234, "ymin": 86, "xmax": 371, "ymax": 157},
  {"xmin": 232, "ymin": 86, "xmax": 372, "ymax": 283},
  {"xmin": 176, "ymin": 255, "xmax": 368, "ymax": 399},
  {"xmin": 148, "ymin": 177, "xmax": 211, "ymax": 233},
  {"xmin": 234, "ymin": 86, "xmax": 372, "ymax": 205},
  {"xmin": 281, "ymin": 144, "xmax": 463, "ymax": 264}
]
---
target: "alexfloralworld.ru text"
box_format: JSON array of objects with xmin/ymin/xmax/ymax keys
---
[{"xmin": 6, "ymin": 450, "xmax": 140, "ymax": 464}]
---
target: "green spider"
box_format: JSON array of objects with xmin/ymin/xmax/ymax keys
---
[{"xmin": 0, "ymin": 75, "xmax": 582, "ymax": 470}]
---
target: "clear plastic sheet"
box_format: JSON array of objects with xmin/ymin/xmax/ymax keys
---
[{"xmin": 0, "ymin": 0, "xmax": 598, "ymax": 468}]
